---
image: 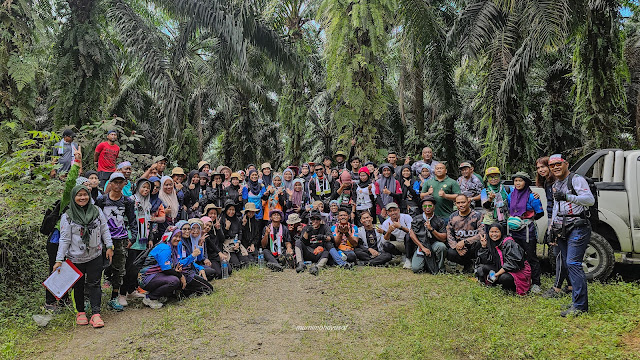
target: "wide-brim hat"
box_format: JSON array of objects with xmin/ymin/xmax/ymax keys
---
[
  {"xmin": 261, "ymin": 163, "xmax": 272, "ymax": 170},
  {"xmin": 171, "ymin": 167, "xmax": 185, "ymax": 176},
  {"xmin": 217, "ymin": 165, "xmax": 232, "ymax": 174},
  {"xmin": 286, "ymin": 213, "xmax": 303, "ymax": 224},
  {"xmin": 152, "ymin": 155, "xmax": 168, "ymax": 164},
  {"xmin": 334, "ymin": 151, "xmax": 347, "ymax": 159},
  {"xmin": 198, "ymin": 160, "xmax": 210, "ymax": 171},
  {"xmin": 242, "ymin": 202, "xmax": 258, "ymax": 213},
  {"xmin": 511, "ymin": 171, "xmax": 532, "ymax": 187},
  {"xmin": 203, "ymin": 203, "xmax": 222, "ymax": 214}
]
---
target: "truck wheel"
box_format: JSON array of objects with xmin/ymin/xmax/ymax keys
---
[{"xmin": 584, "ymin": 232, "xmax": 615, "ymax": 281}]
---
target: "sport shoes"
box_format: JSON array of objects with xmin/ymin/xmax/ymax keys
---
[
  {"xmin": 128, "ymin": 290, "xmax": 146, "ymax": 299},
  {"xmin": 542, "ymin": 287, "xmax": 565, "ymax": 299},
  {"xmin": 309, "ymin": 265, "xmax": 319, "ymax": 276},
  {"xmin": 266, "ymin": 262, "xmax": 284, "ymax": 272},
  {"xmin": 339, "ymin": 263, "xmax": 353, "ymax": 270},
  {"xmin": 403, "ymin": 259, "xmax": 412, "ymax": 269},
  {"xmin": 143, "ymin": 296, "xmax": 163, "ymax": 309},
  {"xmin": 530, "ymin": 284, "xmax": 542, "ymax": 294},
  {"xmin": 296, "ymin": 262, "xmax": 307, "ymax": 273},
  {"xmin": 560, "ymin": 306, "xmax": 585, "ymax": 317},
  {"xmin": 107, "ymin": 298, "xmax": 124, "ymax": 311},
  {"xmin": 117, "ymin": 295, "xmax": 128, "ymax": 307}
]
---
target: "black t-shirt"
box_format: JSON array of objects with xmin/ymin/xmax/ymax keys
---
[
  {"xmin": 300, "ymin": 224, "xmax": 333, "ymax": 248},
  {"xmin": 364, "ymin": 229, "xmax": 378, "ymax": 250}
]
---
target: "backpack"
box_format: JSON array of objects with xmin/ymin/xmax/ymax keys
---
[{"xmin": 567, "ymin": 172, "xmax": 599, "ymax": 224}]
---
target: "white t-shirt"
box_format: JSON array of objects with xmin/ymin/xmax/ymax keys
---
[{"xmin": 381, "ymin": 214, "xmax": 413, "ymax": 240}]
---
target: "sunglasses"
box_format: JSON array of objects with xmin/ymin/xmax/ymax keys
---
[
  {"xmin": 315, "ymin": 168, "xmax": 323, "ymax": 172},
  {"xmin": 549, "ymin": 162, "xmax": 564, "ymax": 169},
  {"xmin": 422, "ymin": 204, "xmax": 434, "ymax": 208}
]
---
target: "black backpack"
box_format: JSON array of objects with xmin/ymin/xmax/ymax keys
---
[{"xmin": 567, "ymin": 172, "xmax": 599, "ymax": 223}]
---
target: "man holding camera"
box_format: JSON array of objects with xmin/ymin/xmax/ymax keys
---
[{"xmin": 548, "ymin": 154, "xmax": 595, "ymax": 317}]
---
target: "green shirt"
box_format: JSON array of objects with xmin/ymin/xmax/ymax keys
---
[{"xmin": 422, "ymin": 176, "xmax": 460, "ymax": 218}]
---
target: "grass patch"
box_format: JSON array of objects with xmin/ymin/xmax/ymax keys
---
[{"xmin": 4, "ymin": 267, "xmax": 640, "ymax": 359}]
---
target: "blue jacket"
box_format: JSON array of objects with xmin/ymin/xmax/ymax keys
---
[
  {"xmin": 149, "ymin": 241, "xmax": 203, "ymax": 272},
  {"xmin": 242, "ymin": 186, "xmax": 266, "ymax": 220}
]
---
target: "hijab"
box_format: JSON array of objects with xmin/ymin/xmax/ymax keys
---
[
  {"xmin": 269, "ymin": 174, "xmax": 284, "ymax": 210},
  {"xmin": 66, "ymin": 185, "xmax": 100, "ymax": 246},
  {"xmin": 134, "ymin": 178, "xmax": 153, "ymax": 242},
  {"xmin": 261, "ymin": 169, "xmax": 273, "ymax": 187},
  {"xmin": 283, "ymin": 168, "xmax": 295, "ymax": 191},
  {"xmin": 189, "ymin": 219, "xmax": 204, "ymax": 252},
  {"xmin": 168, "ymin": 229, "xmax": 182, "ymax": 265},
  {"xmin": 377, "ymin": 163, "xmax": 395, "ymax": 205},
  {"xmin": 510, "ymin": 184, "xmax": 532, "ymax": 217},
  {"xmin": 83, "ymin": 170, "xmax": 100, "ymax": 201},
  {"xmin": 159, "ymin": 176, "xmax": 179, "ymax": 218},
  {"xmin": 247, "ymin": 169, "xmax": 262, "ymax": 195},
  {"xmin": 291, "ymin": 178, "xmax": 304, "ymax": 208},
  {"xmin": 357, "ymin": 169, "xmax": 371, "ymax": 188},
  {"xmin": 149, "ymin": 176, "xmax": 163, "ymax": 213}
]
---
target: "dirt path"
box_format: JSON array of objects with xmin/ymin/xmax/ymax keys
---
[{"xmin": 23, "ymin": 267, "xmax": 419, "ymax": 360}]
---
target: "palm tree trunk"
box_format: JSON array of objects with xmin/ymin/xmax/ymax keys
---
[
  {"xmin": 195, "ymin": 92, "xmax": 203, "ymax": 158},
  {"xmin": 413, "ymin": 64, "xmax": 424, "ymax": 138}
]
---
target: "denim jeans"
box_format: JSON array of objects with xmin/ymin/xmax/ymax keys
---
[{"xmin": 556, "ymin": 223, "xmax": 591, "ymax": 311}]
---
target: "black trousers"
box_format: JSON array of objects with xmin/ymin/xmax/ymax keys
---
[
  {"xmin": 121, "ymin": 248, "xmax": 144, "ymax": 295},
  {"xmin": 354, "ymin": 247, "xmax": 393, "ymax": 266},
  {"xmin": 72, "ymin": 256, "xmax": 104, "ymax": 314},
  {"xmin": 183, "ymin": 275, "xmax": 213, "ymax": 297},
  {"xmin": 446, "ymin": 242, "xmax": 480, "ymax": 266},
  {"xmin": 295, "ymin": 240, "xmax": 329, "ymax": 262},
  {"xmin": 46, "ymin": 241, "xmax": 69, "ymax": 305},
  {"xmin": 512, "ymin": 223, "xmax": 541, "ymax": 286},
  {"xmin": 475, "ymin": 264, "xmax": 516, "ymax": 292}
]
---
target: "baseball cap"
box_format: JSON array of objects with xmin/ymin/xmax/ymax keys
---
[
  {"xmin": 309, "ymin": 210, "xmax": 322, "ymax": 220},
  {"xmin": 459, "ymin": 161, "xmax": 473, "ymax": 169},
  {"xmin": 152, "ymin": 155, "xmax": 168, "ymax": 163},
  {"xmin": 385, "ymin": 202, "xmax": 399, "ymax": 210},
  {"xmin": 109, "ymin": 172, "xmax": 126, "ymax": 181}
]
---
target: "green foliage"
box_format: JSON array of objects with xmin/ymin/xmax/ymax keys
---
[
  {"xmin": 73, "ymin": 116, "xmax": 150, "ymax": 170},
  {"xmin": 168, "ymin": 123, "xmax": 200, "ymax": 170},
  {"xmin": 7, "ymin": 54, "xmax": 36, "ymax": 92},
  {"xmin": 319, "ymin": 0, "xmax": 396, "ymax": 161},
  {"xmin": 0, "ymin": 130, "xmax": 63, "ymax": 342},
  {"xmin": 573, "ymin": 0, "xmax": 628, "ymax": 150}
]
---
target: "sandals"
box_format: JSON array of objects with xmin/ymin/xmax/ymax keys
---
[
  {"xmin": 76, "ymin": 312, "xmax": 88, "ymax": 325},
  {"xmin": 89, "ymin": 314, "xmax": 104, "ymax": 328}
]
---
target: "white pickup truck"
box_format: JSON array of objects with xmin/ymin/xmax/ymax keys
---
[{"xmin": 532, "ymin": 149, "xmax": 640, "ymax": 281}]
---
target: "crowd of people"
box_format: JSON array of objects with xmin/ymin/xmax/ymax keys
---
[{"xmin": 44, "ymin": 130, "xmax": 596, "ymax": 328}]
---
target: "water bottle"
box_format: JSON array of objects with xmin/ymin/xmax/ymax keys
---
[
  {"xmin": 489, "ymin": 270, "xmax": 496, "ymax": 283},
  {"xmin": 257, "ymin": 249, "xmax": 265, "ymax": 269},
  {"xmin": 221, "ymin": 259, "xmax": 229, "ymax": 279},
  {"xmin": 338, "ymin": 250, "xmax": 347, "ymax": 261},
  {"xmin": 234, "ymin": 234, "xmax": 239, "ymax": 246}
]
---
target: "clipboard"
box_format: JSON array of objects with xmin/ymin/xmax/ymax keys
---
[{"xmin": 43, "ymin": 259, "xmax": 83, "ymax": 300}]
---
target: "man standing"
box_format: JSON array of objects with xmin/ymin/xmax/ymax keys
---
[
  {"xmin": 446, "ymin": 194, "xmax": 484, "ymax": 271},
  {"xmin": 95, "ymin": 172, "xmax": 137, "ymax": 311},
  {"xmin": 94, "ymin": 130, "xmax": 120, "ymax": 189},
  {"xmin": 548, "ymin": 154, "xmax": 595, "ymax": 317},
  {"xmin": 410, "ymin": 196, "xmax": 448, "ymax": 274},
  {"xmin": 380, "ymin": 202, "xmax": 414, "ymax": 269},
  {"xmin": 411, "ymin": 147, "xmax": 440, "ymax": 177},
  {"xmin": 421, "ymin": 163, "xmax": 461, "ymax": 219},
  {"xmin": 308, "ymin": 164, "xmax": 334, "ymax": 208},
  {"xmin": 105, "ymin": 161, "xmax": 134, "ymax": 197},
  {"xmin": 457, "ymin": 161, "xmax": 483, "ymax": 207},
  {"xmin": 51, "ymin": 129, "xmax": 79, "ymax": 178}
]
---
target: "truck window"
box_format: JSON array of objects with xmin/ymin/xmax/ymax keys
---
[{"xmin": 584, "ymin": 155, "xmax": 605, "ymax": 182}]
